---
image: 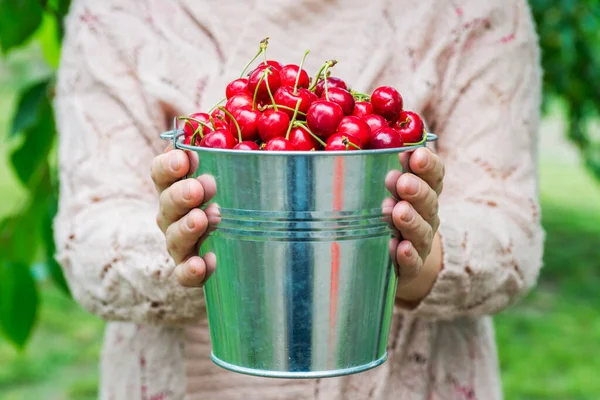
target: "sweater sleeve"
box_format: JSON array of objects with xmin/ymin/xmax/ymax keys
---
[
  {"xmin": 52, "ymin": 3, "xmax": 207, "ymax": 325},
  {"xmin": 399, "ymin": 0, "xmax": 545, "ymax": 319}
]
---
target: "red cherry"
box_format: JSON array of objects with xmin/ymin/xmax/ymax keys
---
[
  {"xmin": 232, "ymin": 108, "xmax": 261, "ymax": 141},
  {"xmin": 274, "ymin": 87, "xmax": 314, "ymax": 118},
  {"xmin": 279, "ymin": 65, "xmax": 310, "ymax": 88},
  {"xmin": 315, "ymin": 77, "xmax": 347, "ymax": 97},
  {"xmin": 248, "ymin": 64, "xmax": 281, "ymax": 100},
  {"xmin": 371, "ymin": 86, "xmax": 403, "ymax": 121},
  {"xmin": 263, "ymin": 137, "xmax": 297, "ymax": 151},
  {"xmin": 182, "ymin": 112, "xmax": 211, "ymax": 137},
  {"xmin": 289, "ymin": 126, "xmax": 321, "ymax": 151},
  {"xmin": 325, "ymin": 133, "xmax": 363, "ymax": 151},
  {"xmin": 352, "ymin": 101, "xmax": 373, "ymax": 117},
  {"xmin": 211, "ymin": 117, "xmax": 229, "ymax": 131},
  {"xmin": 225, "ymin": 93, "xmax": 253, "ymax": 115},
  {"xmin": 393, "ymin": 111, "xmax": 424, "ymax": 143},
  {"xmin": 306, "ymin": 100, "xmax": 344, "ymax": 139},
  {"xmin": 233, "ymin": 141, "xmax": 260, "ymax": 151},
  {"xmin": 362, "ymin": 114, "xmax": 389, "ymax": 135},
  {"xmin": 321, "ymin": 87, "xmax": 355, "ymax": 115},
  {"xmin": 369, "ymin": 127, "xmax": 403, "ymax": 149},
  {"xmin": 226, "ymin": 78, "xmax": 249, "ymax": 99},
  {"xmin": 265, "ymin": 60, "xmax": 284, "ymax": 71},
  {"xmin": 257, "ymin": 109, "xmax": 290, "ymax": 142},
  {"xmin": 336, "ymin": 116, "xmax": 371, "ymax": 147},
  {"xmin": 199, "ymin": 129, "xmax": 237, "ymax": 149},
  {"xmin": 211, "ymin": 108, "xmax": 227, "ymax": 122}
]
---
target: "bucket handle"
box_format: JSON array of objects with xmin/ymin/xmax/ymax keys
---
[{"xmin": 159, "ymin": 117, "xmax": 184, "ymax": 149}]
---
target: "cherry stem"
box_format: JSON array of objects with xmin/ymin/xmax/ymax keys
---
[
  {"xmin": 252, "ymin": 73, "xmax": 266, "ymax": 109},
  {"xmin": 208, "ymin": 97, "xmax": 227, "ymax": 113},
  {"xmin": 295, "ymin": 121, "xmax": 327, "ymax": 147},
  {"xmin": 293, "ymin": 50, "xmax": 310, "ymax": 95},
  {"xmin": 240, "ymin": 37, "xmax": 269, "ymax": 78},
  {"xmin": 308, "ymin": 59, "xmax": 337, "ymax": 92},
  {"xmin": 218, "ymin": 106, "xmax": 242, "ymax": 143},
  {"xmin": 259, "ymin": 104, "xmax": 306, "ymax": 116},
  {"xmin": 262, "ymin": 37, "xmax": 270, "ymax": 65},
  {"xmin": 350, "ymin": 89, "xmax": 370, "ymax": 101},
  {"xmin": 342, "ymin": 137, "xmax": 361, "ymax": 150},
  {"xmin": 180, "ymin": 116, "xmax": 214, "ymax": 134},
  {"xmin": 404, "ymin": 130, "xmax": 428, "ymax": 146},
  {"xmin": 264, "ymin": 67, "xmax": 278, "ymax": 111},
  {"xmin": 323, "ymin": 64, "xmax": 332, "ymax": 101},
  {"xmin": 209, "ymin": 115, "xmax": 226, "ymax": 130},
  {"xmin": 286, "ymin": 99, "xmax": 302, "ymax": 140}
]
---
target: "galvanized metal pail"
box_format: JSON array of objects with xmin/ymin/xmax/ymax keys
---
[{"xmin": 160, "ymin": 128, "xmax": 437, "ymax": 379}]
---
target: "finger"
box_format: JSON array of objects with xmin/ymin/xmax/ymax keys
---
[
  {"xmin": 395, "ymin": 240, "xmax": 423, "ymax": 284},
  {"xmin": 175, "ymin": 252, "xmax": 217, "ymax": 288},
  {"xmin": 157, "ymin": 178, "xmax": 206, "ymax": 232},
  {"xmin": 392, "ymin": 201, "xmax": 433, "ymax": 259},
  {"xmin": 151, "ymin": 150, "xmax": 190, "ymax": 193},
  {"xmin": 197, "ymin": 174, "xmax": 217, "ymax": 203},
  {"xmin": 385, "ymin": 170, "xmax": 402, "ymax": 199},
  {"xmin": 187, "ymin": 150, "xmax": 200, "ymax": 175},
  {"xmin": 381, "ymin": 197, "xmax": 398, "ymax": 232},
  {"xmin": 408, "ymin": 147, "xmax": 444, "ymax": 195},
  {"xmin": 396, "ymin": 173, "xmax": 439, "ymax": 230},
  {"xmin": 165, "ymin": 208, "xmax": 209, "ymax": 265},
  {"xmin": 197, "ymin": 203, "xmax": 222, "ymax": 246},
  {"xmin": 398, "ymin": 152, "xmax": 411, "ymax": 173}
]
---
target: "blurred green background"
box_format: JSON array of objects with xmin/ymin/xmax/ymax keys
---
[{"xmin": 1, "ymin": 1, "xmax": 600, "ymax": 399}]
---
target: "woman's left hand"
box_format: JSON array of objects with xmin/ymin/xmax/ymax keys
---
[{"xmin": 384, "ymin": 147, "xmax": 445, "ymax": 303}]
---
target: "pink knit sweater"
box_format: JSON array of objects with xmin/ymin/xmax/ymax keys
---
[{"xmin": 53, "ymin": 1, "xmax": 544, "ymax": 399}]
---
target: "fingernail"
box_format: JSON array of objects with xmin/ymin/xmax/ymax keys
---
[
  {"xmin": 401, "ymin": 208, "xmax": 414, "ymax": 223},
  {"xmin": 404, "ymin": 244, "xmax": 412, "ymax": 256},
  {"xmin": 186, "ymin": 214, "xmax": 196, "ymax": 230},
  {"xmin": 182, "ymin": 182, "xmax": 192, "ymax": 200},
  {"xmin": 170, "ymin": 152, "xmax": 183, "ymax": 171},
  {"xmin": 188, "ymin": 263, "xmax": 199, "ymax": 276},
  {"xmin": 405, "ymin": 176, "xmax": 420, "ymax": 196},
  {"xmin": 418, "ymin": 152, "xmax": 429, "ymax": 169}
]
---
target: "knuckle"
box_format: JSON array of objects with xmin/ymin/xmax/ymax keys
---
[
  {"xmin": 166, "ymin": 237, "xmax": 178, "ymax": 255},
  {"xmin": 432, "ymin": 215, "xmax": 441, "ymax": 232},
  {"xmin": 425, "ymin": 198, "xmax": 439, "ymax": 223}
]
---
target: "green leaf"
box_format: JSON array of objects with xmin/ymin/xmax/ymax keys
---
[
  {"xmin": 52, "ymin": 0, "xmax": 71, "ymax": 16},
  {"xmin": 10, "ymin": 95, "xmax": 56, "ymax": 187},
  {"xmin": 0, "ymin": 210, "xmax": 43, "ymax": 268},
  {"xmin": 0, "ymin": 261, "xmax": 39, "ymax": 349},
  {"xmin": 0, "ymin": 0, "xmax": 44, "ymax": 54},
  {"xmin": 10, "ymin": 79, "xmax": 51, "ymax": 137},
  {"xmin": 43, "ymin": 191, "xmax": 70, "ymax": 297},
  {"xmin": 36, "ymin": 14, "xmax": 62, "ymax": 70}
]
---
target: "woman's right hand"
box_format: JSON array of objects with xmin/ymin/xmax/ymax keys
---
[{"xmin": 151, "ymin": 146, "xmax": 218, "ymax": 287}]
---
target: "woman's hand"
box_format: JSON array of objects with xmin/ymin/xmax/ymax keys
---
[
  {"xmin": 385, "ymin": 147, "xmax": 445, "ymax": 304},
  {"xmin": 151, "ymin": 146, "xmax": 219, "ymax": 287}
]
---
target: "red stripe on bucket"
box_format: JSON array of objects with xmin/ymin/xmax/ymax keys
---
[
  {"xmin": 329, "ymin": 157, "xmax": 344, "ymax": 351},
  {"xmin": 329, "ymin": 241, "xmax": 340, "ymax": 350}
]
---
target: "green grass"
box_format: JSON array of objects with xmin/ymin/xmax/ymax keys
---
[
  {"xmin": 1, "ymin": 55, "xmax": 600, "ymax": 399},
  {"xmin": 494, "ymin": 161, "xmax": 600, "ymax": 400}
]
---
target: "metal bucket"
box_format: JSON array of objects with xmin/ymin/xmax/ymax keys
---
[{"xmin": 160, "ymin": 128, "xmax": 437, "ymax": 379}]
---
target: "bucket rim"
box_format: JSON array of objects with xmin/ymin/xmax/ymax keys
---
[{"xmin": 160, "ymin": 129, "xmax": 438, "ymax": 157}]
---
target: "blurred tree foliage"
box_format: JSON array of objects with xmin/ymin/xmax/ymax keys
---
[
  {"xmin": 0, "ymin": 0, "xmax": 599, "ymax": 349},
  {"xmin": 529, "ymin": 0, "xmax": 600, "ymax": 179}
]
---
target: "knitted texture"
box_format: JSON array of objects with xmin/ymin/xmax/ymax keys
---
[{"xmin": 54, "ymin": 0, "xmax": 544, "ymax": 398}]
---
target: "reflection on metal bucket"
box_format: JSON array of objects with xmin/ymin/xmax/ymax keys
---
[{"xmin": 160, "ymin": 129, "xmax": 437, "ymax": 379}]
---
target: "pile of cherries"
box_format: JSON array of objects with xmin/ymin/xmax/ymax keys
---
[{"xmin": 179, "ymin": 38, "xmax": 425, "ymax": 151}]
